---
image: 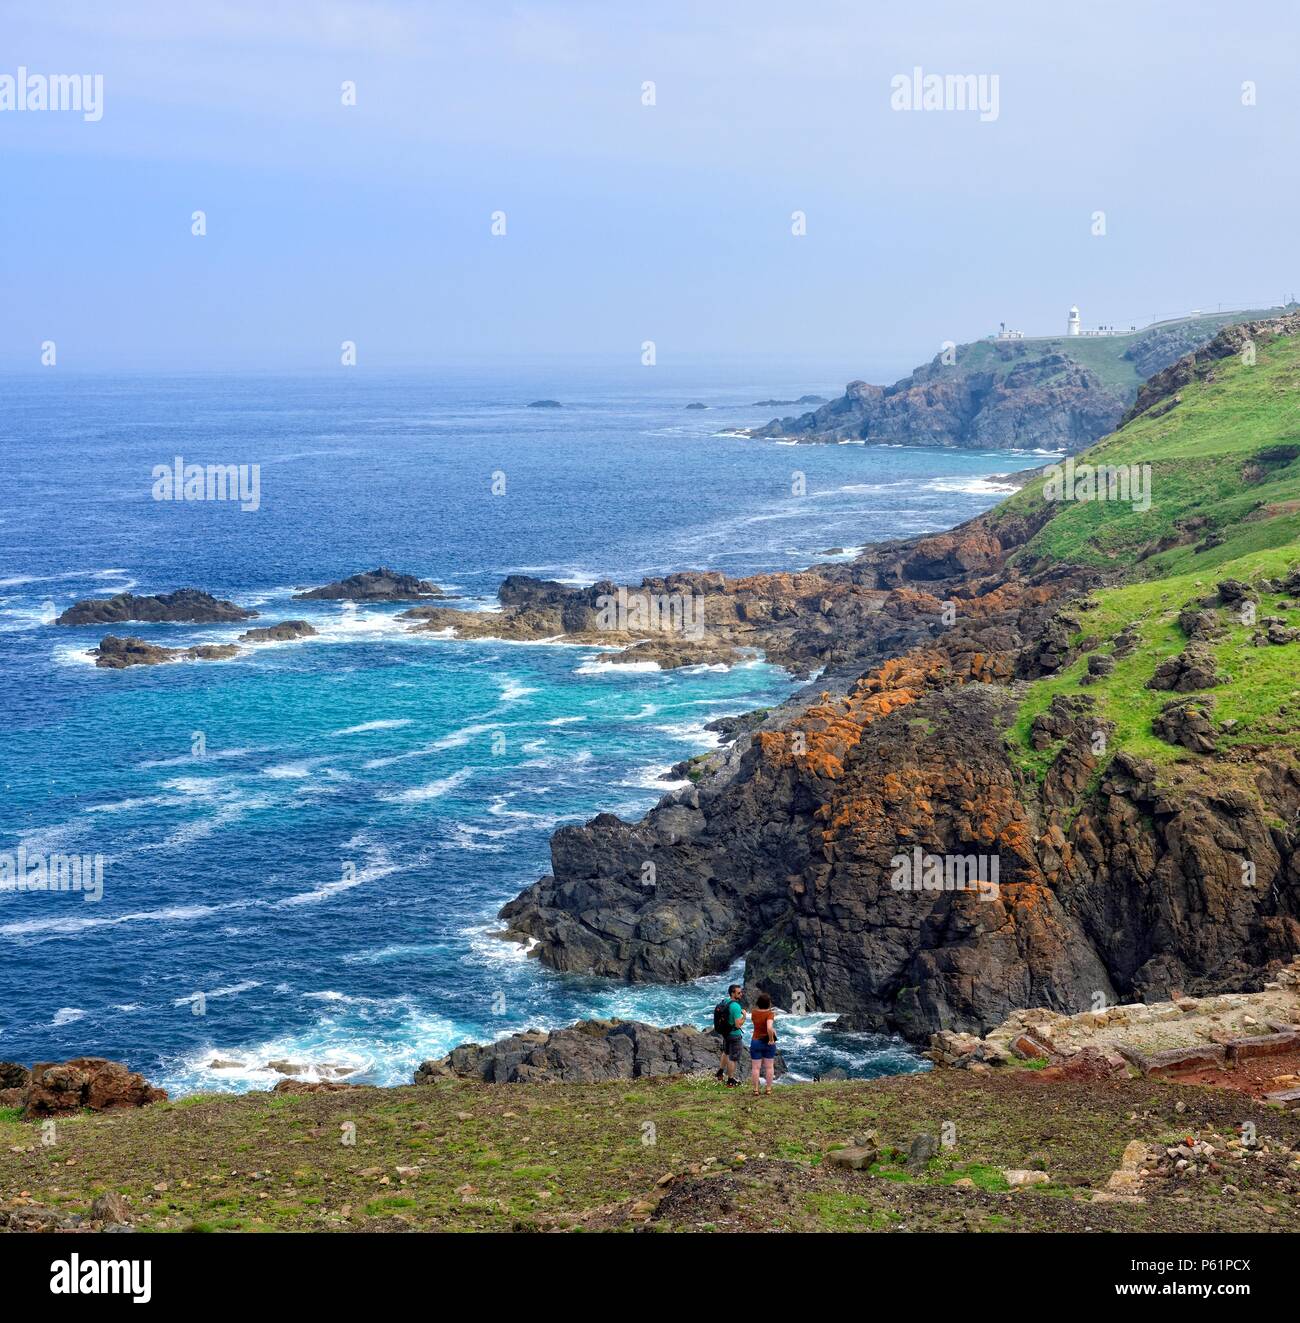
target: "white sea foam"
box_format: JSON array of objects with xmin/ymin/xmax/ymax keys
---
[
  {"xmin": 279, "ymin": 856, "xmax": 401, "ymax": 906},
  {"xmin": 0, "ymin": 903, "xmax": 225, "ymax": 940},
  {"xmin": 924, "ymin": 476, "xmax": 1018, "ymax": 495},
  {"xmin": 379, "ymin": 768, "xmax": 474, "ymax": 804},
  {"xmin": 574, "ymin": 658, "xmax": 661, "ymax": 675},
  {"xmin": 329, "ymin": 718, "xmax": 413, "ymax": 737}
]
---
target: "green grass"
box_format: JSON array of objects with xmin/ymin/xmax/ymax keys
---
[
  {"xmin": 997, "ymin": 328, "xmax": 1300, "ymax": 574},
  {"xmin": 5, "ymin": 1070, "xmax": 1296, "ymax": 1233},
  {"xmin": 1010, "ymin": 544, "xmax": 1300, "ymax": 787},
  {"xmin": 1000, "ymin": 324, "xmax": 1300, "ymax": 798}
]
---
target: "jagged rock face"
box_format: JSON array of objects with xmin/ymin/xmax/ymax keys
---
[
  {"xmin": 1053, "ymin": 756, "xmax": 1300, "ymax": 1002},
  {"xmin": 751, "ymin": 351, "xmax": 1126, "ymax": 451},
  {"xmin": 502, "ymin": 659, "xmax": 1300, "ymax": 1042},
  {"xmin": 745, "ymin": 682, "xmax": 1116, "ymax": 1039},
  {"xmin": 55, "ymin": 588, "xmax": 255, "ymax": 626}
]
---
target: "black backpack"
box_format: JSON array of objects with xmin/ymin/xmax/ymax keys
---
[{"xmin": 713, "ymin": 999, "xmax": 733, "ymax": 1037}]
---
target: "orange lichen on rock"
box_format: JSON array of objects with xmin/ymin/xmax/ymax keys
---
[{"xmin": 759, "ymin": 650, "xmax": 950, "ymax": 780}]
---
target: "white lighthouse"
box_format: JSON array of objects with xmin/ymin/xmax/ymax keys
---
[{"xmin": 1067, "ymin": 305, "xmax": 1081, "ymax": 336}]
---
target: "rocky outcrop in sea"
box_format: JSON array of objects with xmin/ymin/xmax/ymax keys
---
[
  {"xmin": 293, "ymin": 567, "xmax": 445, "ymax": 602},
  {"xmin": 56, "ymin": 588, "xmax": 255, "ymax": 626}
]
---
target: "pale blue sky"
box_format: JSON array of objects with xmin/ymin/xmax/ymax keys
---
[{"xmin": 1, "ymin": 0, "xmax": 1296, "ymax": 370}]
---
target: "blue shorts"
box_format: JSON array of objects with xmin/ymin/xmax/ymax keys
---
[{"xmin": 749, "ymin": 1039, "xmax": 777, "ymax": 1061}]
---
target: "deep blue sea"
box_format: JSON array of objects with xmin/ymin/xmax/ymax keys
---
[{"xmin": 0, "ymin": 363, "xmax": 1052, "ymax": 1093}]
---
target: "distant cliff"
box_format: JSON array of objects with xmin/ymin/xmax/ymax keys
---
[{"xmin": 747, "ymin": 310, "xmax": 1291, "ymax": 451}]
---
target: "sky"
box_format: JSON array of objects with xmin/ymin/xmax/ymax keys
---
[{"xmin": 1, "ymin": 0, "xmax": 1297, "ymax": 373}]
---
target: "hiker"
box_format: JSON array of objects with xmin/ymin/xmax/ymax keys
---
[
  {"xmin": 713, "ymin": 983, "xmax": 746, "ymax": 1087},
  {"xmin": 749, "ymin": 992, "xmax": 777, "ymax": 1095}
]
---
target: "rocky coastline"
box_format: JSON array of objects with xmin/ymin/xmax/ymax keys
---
[{"xmin": 497, "ymin": 318, "xmax": 1300, "ymax": 1049}]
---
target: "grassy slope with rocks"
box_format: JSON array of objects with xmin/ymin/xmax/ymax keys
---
[
  {"xmin": 3, "ymin": 1071, "xmax": 1298, "ymax": 1233},
  {"xmin": 1001, "ymin": 323, "xmax": 1300, "ymax": 788}
]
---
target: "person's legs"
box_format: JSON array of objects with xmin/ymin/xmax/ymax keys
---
[
  {"xmin": 763, "ymin": 1056, "xmax": 775, "ymax": 1092},
  {"xmin": 750, "ymin": 1049, "xmax": 761, "ymax": 1094}
]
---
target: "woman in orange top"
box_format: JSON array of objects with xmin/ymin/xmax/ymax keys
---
[{"xmin": 749, "ymin": 992, "xmax": 777, "ymax": 1096}]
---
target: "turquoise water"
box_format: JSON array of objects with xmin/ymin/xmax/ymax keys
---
[{"xmin": 0, "ymin": 365, "xmax": 1045, "ymax": 1091}]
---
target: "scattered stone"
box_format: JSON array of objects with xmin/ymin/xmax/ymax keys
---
[
  {"xmin": 826, "ymin": 1145, "xmax": 878, "ymax": 1171},
  {"xmin": 1003, "ymin": 1169, "xmax": 1050, "ymax": 1188},
  {"xmin": 907, "ymin": 1134, "xmax": 940, "ymax": 1172}
]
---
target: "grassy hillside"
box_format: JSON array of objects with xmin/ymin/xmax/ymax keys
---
[
  {"xmin": 3, "ymin": 1069, "xmax": 1297, "ymax": 1233},
  {"xmin": 1002, "ymin": 324, "xmax": 1300, "ymax": 786}
]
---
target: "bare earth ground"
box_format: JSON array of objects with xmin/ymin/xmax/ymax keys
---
[{"xmin": 3, "ymin": 1067, "xmax": 1299, "ymax": 1233}]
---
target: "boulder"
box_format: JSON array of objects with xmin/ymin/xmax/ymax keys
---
[
  {"xmin": 92, "ymin": 635, "xmax": 240, "ymax": 669},
  {"xmin": 22, "ymin": 1058, "xmax": 167, "ymax": 1117},
  {"xmin": 826, "ymin": 1144, "xmax": 878, "ymax": 1171},
  {"xmin": 907, "ymin": 1133, "xmax": 940, "ymax": 1172},
  {"xmin": 1152, "ymin": 695, "xmax": 1218, "ymax": 753},
  {"xmin": 1147, "ymin": 642, "xmax": 1228, "ymax": 692},
  {"xmin": 89, "ymin": 1192, "xmax": 131, "ymax": 1225}
]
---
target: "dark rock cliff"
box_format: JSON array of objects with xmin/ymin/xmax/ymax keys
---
[
  {"xmin": 498, "ymin": 508, "xmax": 1300, "ymax": 1043},
  {"xmin": 750, "ymin": 349, "xmax": 1125, "ymax": 451}
]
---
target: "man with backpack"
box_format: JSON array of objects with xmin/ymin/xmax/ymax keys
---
[{"xmin": 713, "ymin": 983, "xmax": 746, "ymax": 1087}]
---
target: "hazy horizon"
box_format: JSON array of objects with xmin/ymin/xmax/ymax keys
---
[{"xmin": 2, "ymin": 0, "xmax": 1298, "ymax": 372}]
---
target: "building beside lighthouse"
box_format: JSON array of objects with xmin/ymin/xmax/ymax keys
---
[{"xmin": 1067, "ymin": 305, "xmax": 1081, "ymax": 336}]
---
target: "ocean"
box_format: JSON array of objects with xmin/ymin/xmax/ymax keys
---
[{"xmin": 0, "ymin": 362, "xmax": 1047, "ymax": 1093}]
